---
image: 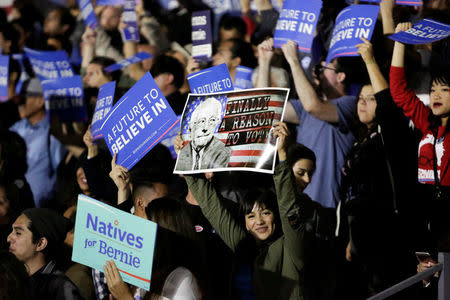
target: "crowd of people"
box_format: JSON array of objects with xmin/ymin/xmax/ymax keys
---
[{"xmin": 0, "ymin": 0, "xmax": 449, "ymax": 299}]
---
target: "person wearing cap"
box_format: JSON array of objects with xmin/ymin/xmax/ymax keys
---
[
  {"xmin": 10, "ymin": 77, "xmax": 67, "ymax": 208},
  {"xmin": 7, "ymin": 208, "xmax": 83, "ymax": 299}
]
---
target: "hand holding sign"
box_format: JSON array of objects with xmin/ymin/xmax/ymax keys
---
[
  {"xmin": 257, "ymin": 38, "xmax": 275, "ymax": 64},
  {"xmin": 395, "ymin": 22, "xmax": 413, "ymax": 34},
  {"xmin": 281, "ymin": 40, "xmax": 300, "ymax": 66},
  {"xmin": 356, "ymin": 37, "xmax": 375, "ymax": 64},
  {"xmin": 104, "ymin": 260, "xmax": 133, "ymax": 300}
]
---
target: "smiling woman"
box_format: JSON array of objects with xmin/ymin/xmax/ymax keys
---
[{"xmin": 183, "ymin": 121, "xmax": 315, "ymax": 300}]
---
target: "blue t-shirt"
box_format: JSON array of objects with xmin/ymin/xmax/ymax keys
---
[{"xmin": 291, "ymin": 96, "xmax": 356, "ymax": 208}]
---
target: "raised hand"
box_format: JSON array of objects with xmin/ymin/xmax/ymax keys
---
[{"xmin": 356, "ymin": 37, "xmax": 376, "ymax": 65}]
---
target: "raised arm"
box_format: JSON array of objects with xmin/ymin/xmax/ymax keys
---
[
  {"xmin": 356, "ymin": 38, "xmax": 388, "ymax": 93},
  {"xmin": 109, "ymin": 153, "xmax": 130, "ymax": 206},
  {"xmin": 272, "ymin": 122, "xmax": 310, "ymax": 269},
  {"xmin": 255, "ymin": 38, "xmax": 274, "ymax": 88},
  {"xmin": 81, "ymin": 26, "xmax": 96, "ymax": 69},
  {"xmin": 281, "ymin": 40, "xmax": 339, "ymax": 123}
]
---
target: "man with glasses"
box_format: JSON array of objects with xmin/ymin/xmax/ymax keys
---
[{"xmin": 175, "ymin": 97, "xmax": 231, "ymax": 171}]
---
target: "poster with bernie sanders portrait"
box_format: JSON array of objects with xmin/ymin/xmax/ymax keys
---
[{"xmin": 174, "ymin": 88, "xmax": 289, "ymax": 174}]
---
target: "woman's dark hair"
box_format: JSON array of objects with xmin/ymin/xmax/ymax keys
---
[
  {"xmin": 239, "ymin": 188, "xmax": 278, "ymax": 216},
  {"xmin": 90, "ymin": 56, "xmax": 122, "ymax": 83},
  {"xmin": 286, "ymin": 143, "xmax": 316, "ymax": 171},
  {"xmin": 0, "ymin": 250, "xmax": 30, "ymax": 299},
  {"xmin": 428, "ymin": 68, "xmax": 450, "ymax": 131},
  {"xmin": 350, "ymin": 83, "xmax": 379, "ymax": 141}
]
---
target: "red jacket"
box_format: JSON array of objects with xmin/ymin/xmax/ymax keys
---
[{"xmin": 390, "ymin": 66, "xmax": 450, "ymax": 186}]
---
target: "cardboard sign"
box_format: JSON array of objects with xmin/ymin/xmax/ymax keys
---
[
  {"xmin": 104, "ymin": 52, "xmax": 152, "ymax": 73},
  {"xmin": 0, "ymin": 55, "xmax": 9, "ymax": 102},
  {"xmin": 72, "ymin": 194, "xmax": 157, "ymax": 291},
  {"xmin": 273, "ymin": 0, "xmax": 323, "ymax": 52},
  {"xmin": 174, "ymin": 88, "xmax": 289, "ymax": 174},
  {"xmin": 78, "ymin": 0, "xmax": 98, "ymax": 29},
  {"xmin": 121, "ymin": 0, "xmax": 139, "ymax": 42},
  {"xmin": 345, "ymin": 0, "xmax": 421, "ymax": 6},
  {"xmin": 187, "ymin": 64, "xmax": 234, "ymax": 94},
  {"xmin": 100, "ymin": 72, "xmax": 179, "ymax": 169},
  {"xmin": 234, "ymin": 66, "xmax": 254, "ymax": 90},
  {"xmin": 92, "ymin": 81, "xmax": 116, "ymax": 141},
  {"xmin": 326, "ymin": 5, "xmax": 379, "ymax": 64},
  {"xmin": 24, "ymin": 47, "xmax": 74, "ymax": 81},
  {"xmin": 389, "ymin": 19, "xmax": 450, "ymax": 44},
  {"xmin": 42, "ymin": 76, "xmax": 88, "ymax": 122},
  {"xmin": 191, "ymin": 10, "xmax": 213, "ymax": 62}
]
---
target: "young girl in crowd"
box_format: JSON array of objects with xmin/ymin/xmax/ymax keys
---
[
  {"xmin": 339, "ymin": 37, "xmax": 418, "ymax": 298},
  {"xmin": 176, "ymin": 121, "xmax": 315, "ymax": 300},
  {"xmin": 391, "ymin": 22, "xmax": 450, "ymax": 250}
]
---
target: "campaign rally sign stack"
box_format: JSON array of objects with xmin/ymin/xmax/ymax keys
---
[{"xmin": 273, "ymin": 0, "xmax": 322, "ymax": 52}]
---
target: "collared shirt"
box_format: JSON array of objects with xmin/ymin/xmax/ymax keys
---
[{"xmin": 10, "ymin": 117, "xmax": 66, "ymax": 207}]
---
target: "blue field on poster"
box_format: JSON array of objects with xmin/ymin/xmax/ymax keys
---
[
  {"xmin": 100, "ymin": 72, "xmax": 179, "ymax": 169},
  {"xmin": 92, "ymin": 81, "xmax": 116, "ymax": 141},
  {"xmin": 326, "ymin": 5, "xmax": 379, "ymax": 64},
  {"xmin": 42, "ymin": 76, "xmax": 88, "ymax": 122},
  {"xmin": 187, "ymin": 64, "xmax": 234, "ymax": 94},
  {"xmin": 273, "ymin": 0, "xmax": 322, "ymax": 52},
  {"xmin": 0, "ymin": 55, "xmax": 9, "ymax": 102},
  {"xmin": 389, "ymin": 19, "xmax": 450, "ymax": 44},
  {"xmin": 104, "ymin": 52, "xmax": 152, "ymax": 73},
  {"xmin": 234, "ymin": 66, "xmax": 253, "ymax": 90},
  {"xmin": 25, "ymin": 48, "xmax": 74, "ymax": 81},
  {"xmin": 72, "ymin": 194, "xmax": 157, "ymax": 291},
  {"xmin": 78, "ymin": 0, "xmax": 98, "ymax": 29},
  {"xmin": 192, "ymin": 10, "xmax": 213, "ymax": 62}
]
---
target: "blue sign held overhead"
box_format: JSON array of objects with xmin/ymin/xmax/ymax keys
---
[
  {"xmin": 389, "ymin": 19, "xmax": 450, "ymax": 44},
  {"xmin": 92, "ymin": 81, "xmax": 116, "ymax": 141},
  {"xmin": 234, "ymin": 65, "xmax": 254, "ymax": 90},
  {"xmin": 100, "ymin": 72, "xmax": 179, "ymax": 169},
  {"xmin": 42, "ymin": 76, "xmax": 88, "ymax": 122},
  {"xmin": 96, "ymin": 0, "xmax": 124, "ymax": 4},
  {"xmin": 78, "ymin": 0, "xmax": 98, "ymax": 29},
  {"xmin": 72, "ymin": 194, "xmax": 157, "ymax": 291},
  {"xmin": 187, "ymin": 64, "xmax": 234, "ymax": 94},
  {"xmin": 192, "ymin": 10, "xmax": 213, "ymax": 62},
  {"xmin": 104, "ymin": 52, "xmax": 152, "ymax": 73},
  {"xmin": 121, "ymin": 0, "xmax": 139, "ymax": 42},
  {"xmin": 25, "ymin": 47, "xmax": 74, "ymax": 81},
  {"xmin": 0, "ymin": 55, "xmax": 9, "ymax": 102},
  {"xmin": 273, "ymin": 0, "xmax": 322, "ymax": 52},
  {"xmin": 326, "ymin": 5, "xmax": 379, "ymax": 64}
]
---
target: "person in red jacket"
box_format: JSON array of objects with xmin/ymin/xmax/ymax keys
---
[{"xmin": 390, "ymin": 22, "xmax": 450, "ymax": 249}]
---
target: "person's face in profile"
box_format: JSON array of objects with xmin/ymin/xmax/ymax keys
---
[{"xmin": 190, "ymin": 104, "xmax": 220, "ymax": 149}]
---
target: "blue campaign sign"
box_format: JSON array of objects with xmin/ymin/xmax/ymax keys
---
[
  {"xmin": 12, "ymin": 54, "xmax": 29, "ymax": 95},
  {"xmin": 121, "ymin": 0, "xmax": 139, "ymax": 42},
  {"xmin": 160, "ymin": 115, "xmax": 182, "ymax": 159},
  {"xmin": 187, "ymin": 64, "xmax": 234, "ymax": 94},
  {"xmin": 191, "ymin": 10, "xmax": 213, "ymax": 62},
  {"xmin": 42, "ymin": 76, "xmax": 88, "ymax": 122},
  {"xmin": 389, "ymin": 19, "xmax": 450, "ymax": 44},
  {"xmin": 0, "ymin": 55, "xmax": 9, "ymax": 102},
  {"xmin": 345, "ymin": 0, "xmax": 421, "ymax": 6},
  {"xmin": 326, "ymin": 5, "xmax": 379, "ymax": 64},
  {"xmin": 72, "ymin": 194, "xmax": 157, "ymax": 291},
  {"xmin": 234, "ymin": 65, "xmax": 253, "ymax": 90},
  {"xmin": 96, "ymin": 0, "xmax": 124, "ymax": 4},
  {"xmin": 24, "ymin": 47, "xmax": 74, "ymax": 81},
  {"xmin": 100, "ymin": 72, "xmax": 179, "ymax": 169},
  {"xmin": 104, "ymin": 52, "xmax": 152, "ymax": 73},
  {"xmin": 158, "ymin": 0, "xmax": 179, "ymax": 10},
  {"xmin": 273, "ymin": 0, "xmax": 322, "ymax": 52},
  {"xmin": 78, "ymin": 0, "xmax": 98, "ymax": 29},
  {"xmin": 92, "ymin": 81, "xmax": 116, "ymax": 141}
]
